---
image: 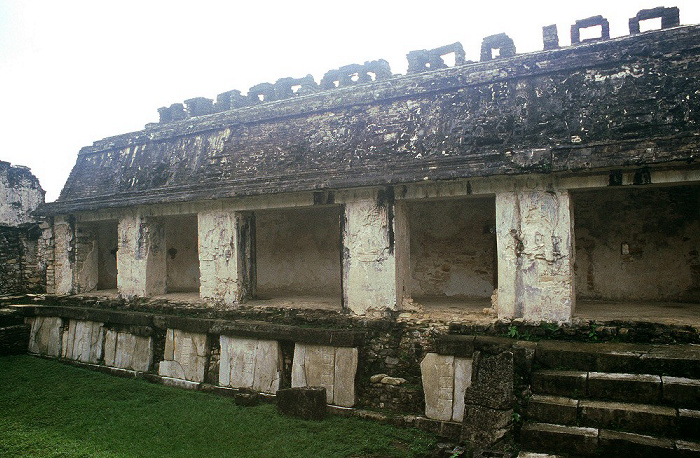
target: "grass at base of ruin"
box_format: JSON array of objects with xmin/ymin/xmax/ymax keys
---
[{"xmin": 0, "ymin": 355, "xmax": 436, "ymax": 457}]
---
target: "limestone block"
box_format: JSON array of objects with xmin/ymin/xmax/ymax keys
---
[
  {"xmin": 27, "ymin": 316, "xmax": 63, "ymax": 356},
  {"xmin": 334, "ymin": 347, "xmax": 359, "ymax": 407},
  {"xmin": 219, "ymin": 336, "xmax": 282, "ymax": 393},
  {"xmin": 103, "ymin": 329, "xmax": 118, "ymax": 366},
  {"xmin": 198, "ymin": 211, "xmax": 240, "ymax": 305},
  {"xmin": 53, "ymin": 217, "xmax": 73, "ymax": 295},
  {"xmin": 496, "ymin": 187, "xmax": 574, "ymax": 322},
  {"xmin": 421, "ymin": 353, "xmax": 455, "ymax": 421},
  {"xmin": 343, "ymin": 197, "xmax": 398, "ymax": 315},
  {"xmin": 159, "ymin": 329, "xmax": 209, "ymax": 382},
  {"xmin": 104, "ymin": 331, "xmax": 152, "ymax": 372},
  {"xmin": 277, "ymin": 387, "xmax": 327, "ymax": 420},
  {"xmin": 453, "ymin": 357, "xmax": 473, "ymax": 422},
  {"xmin": 117, "ymin": 214, "xmax": 166, "ymax": 297},
  {"xmin": 291, "ymin": 343, "xmax": 358, "ymax": 407},
  {"xmin": 62, "ymin": 320, "xmax": 105, "ymax": 363},
  {"xmin": 465, "ymin": 351, "xmax": 514, "ymax": 410}
]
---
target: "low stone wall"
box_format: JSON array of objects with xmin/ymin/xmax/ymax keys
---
[
  {"xmin": 23, "ymin": 306, "xmax": 362, "ymax": 408},
  {"xmin": 0, "ymin": 225, "xmax": 44, "ymax": 295},
  {"xmin": 0, "ymin": 324, "xmax": 29, "ymax": 355},
  {"xmin": 12, "ymin": 297, "xmax": 700, "ymax": 449}
]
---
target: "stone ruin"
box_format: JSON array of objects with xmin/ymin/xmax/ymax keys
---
[
  {"xmin": 0, "ymin": 161, "xmax": 45, "ymax": 295},
  {"xmin": 3, "ymin": 6, "xmax": 700, "ymax": 456}
]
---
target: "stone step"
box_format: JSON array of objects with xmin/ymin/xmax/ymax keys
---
[
  {"xmin": 677, "ymin": 440, "xmax": 700, "ymax": 458},
  {"xmin": 526, "ymin": 395, "xmax": 578, "ymax": 426},
  {"xmin": 535, "ymin": 341, "xmax": 700, "ymax": 378},
  {"xmin": 680, "ymin": 409, "xmax": 700, "ymax": 441},
  {"xmin": 587, "ymin": 371, "xmax": 661, "ymax": 403},
  {"xmin": 598, "ymin": 429, "xmax": 675, "ymax": 457},
  {"xmin": 578, "ymin": 399, "xmax": 678, "ymax": 437},
  {"xmin": 665, "ymin": 377, "xmax": 700, "ymax": 409},
  {"xmin": 520, "ymin": 422, "xmax": 598, "ymax": 456},
  {"xmin": 532, "ymin": 369, "xmax": 700, "ymax": 409},
  {"xmin": 528, "ymin": 395, "xmax": 700, "ymax": 440},
  {"xmin": 522, "ymin": 422, "xmax": 700, "ymax": 457},
  {"xmin": 532, "ymin": 370, "xmax": 587, "ymax": 398}
]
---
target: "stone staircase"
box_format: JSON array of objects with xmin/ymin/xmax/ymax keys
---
[{"xmin": 520, "ymin": 340, "xmax": 700, "ymax": 457}]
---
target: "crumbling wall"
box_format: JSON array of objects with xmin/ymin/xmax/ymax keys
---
[
  {"xmin": 574, "ymin": 185, "xmax": 700, "ymax": 302},
  {"xmin": 256, "ymin": 207, "xmax": 341, "ymax": 297},
  {"xmin": 409, "ymin": 198, "xmax": 496, "ymax": 299},
  {"xmin": 96, "ymin": 221, "xmax": 118, "ymax": 290},
  {"xmin": 0, "ymin": 161, "xmax": 45, "ymax": 295},
  {"xmin": 165, "ymin": 215, "xmax": 199, "ymax": 292}
]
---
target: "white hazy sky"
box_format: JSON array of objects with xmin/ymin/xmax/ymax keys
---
[{"xmin": 2, "ymin": 1, "xmax": 700, "ymax": 202}]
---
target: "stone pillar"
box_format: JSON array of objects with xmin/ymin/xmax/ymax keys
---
[
  {"xmin": 394, "ymin": 200, "xmax": 411, "ymax": 308},
  {"xmin": 342, "ymin": 189, "xmax": 407, "ymax": 314},
  {"xmin": 198, "ymin": 210, "xmax": 255, "ymax": 305},
  {"xmin": 496, "ymin": 186, "xmax": 575, "ymax": 322},
  {"xmin": 117, "ymin": 214, "xmax": 166, "ymax": 297},
  {"xmin": 53, "ymin": 215, "xmax": 74, "ymax": 295},
  {"xmin": 74, "ymin": 223, "xmax": 98, "ymax": 293}
]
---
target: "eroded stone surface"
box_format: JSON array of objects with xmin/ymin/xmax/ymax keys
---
[
  {"xmin": 420, "ymin": 353, "xmax": 455, "ymax": 421},
  {"xmin": 159, "ymin": 329, "xmax": 209, "ymax": 382},
  {"xmin": 198, "ymin": 210, "xmax": 240, "ymax": 305},
  {"xmin": 53, "ymin": 217, "xmax": 73, "ymax": 295},
  {"xmin": 291, "ymin": 343, "xmax": 357, "ymax": 407},
  {"xmin": 496, "ymin": 187, "xmax": 574, "ymax": 322},
  {"xmin": 104, "ymin": 330, "xmax": 152, "ymax": 372},
  {"xmin": 117, "ymin": 214, "xmax": 166, "ymax": 297},
  {"xmin": 219, "ymin": 335, "xmax": 282, "ymax": 393},
  {"xmin": 62, "ymin": 320, "xmax": 104, "ymax": 363},
  {"xmin": 27, "ymin": 316, "xmax": 62, "ymax": 356},
  {"xmin": 277, "ymin": 387, "xmax": 326, "ymax": 420},
  {"xmin": 343, "ymin": 193, "xmax": 398, "ymax": 315},
  {"xmin": 453, "ymin": 357, "xmax": 473, "ymax": 422}
]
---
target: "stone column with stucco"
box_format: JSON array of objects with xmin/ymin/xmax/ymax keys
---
[
  {"xmin": 342, "ymin": 189, "xmax": 408, "ymax": 315},
  {"xmin": 117, "ymin": 213, "xmax": 166, "ymax": 297},
  {"xmin": 495, "ymin": 182, "xmax": 575, "ymax": 322},
  {"xmin": 198, "ymin": 210, "xmax": 255, "ymax": 305},
  {"xmin": 74, "ymin": 223, "xmax": 98, "ymax": 293},
  {"xmin": 53, "ymin": 215, "xmax": 74, "ymax": 295}
]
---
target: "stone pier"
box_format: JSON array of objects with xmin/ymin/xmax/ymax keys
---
[{"xmin": 496, "ymin": 183, "xmax": 575, "ymax": 322}]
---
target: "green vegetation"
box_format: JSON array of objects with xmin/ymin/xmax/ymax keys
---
[{"xmin": 0, "ymin": 356, "xmax": 436, "ymax": 457}]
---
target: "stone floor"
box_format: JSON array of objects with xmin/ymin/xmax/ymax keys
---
[
  {"xmin": 575, "ymin": 300, "xmax": 700, "ymax": 327},
  {"xmin": 71, "ymin": 291, "xmax": 700, "ymax": 327}
]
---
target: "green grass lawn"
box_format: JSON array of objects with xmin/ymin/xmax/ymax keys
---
[{"xmin": 0, "ymin": 355, "xmax": 436, "ymax": 457}]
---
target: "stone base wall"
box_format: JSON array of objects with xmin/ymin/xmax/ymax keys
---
[
  {"xmin": 16, "ymin": 298, "xmax": 700, "ymax": 449},
  {"xmin": 0, "ymin": 225, "xmax": 45, "ymax": 295},
  {"xmin": 0, "ymin": 324, "xmax": 29, "ymax": 355},
  {"xmin": 23, "ymin": 308, "xmax": 361, "ymax": 408}
]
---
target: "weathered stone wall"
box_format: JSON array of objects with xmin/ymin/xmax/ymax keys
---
[
  {"xmin": 574, "ymin": 185, "xmax": 700, "ymax": 302},
  {"xmin": 0, "ymin": 161, "xmax": 44, "ymax": 227},
  {"xmin": 117, "ymin": 214, "xmax": 166, "ymax": 297},
  {"xmin": 198, "ymin": 210, "xmax": 249, "ymax": 305},
  {"xmin": 0, "ymin": 161, "xmax": 45, "ymax": 295},
  {"xmin": 408, "ymin": 197, "xmax": 496, "ymax": 299},
  {"xmin": 74, "ymin": 223, "xmax": 98, "ymax": 293},
  {"xmin": 256, "ymin": 206, "xmax": 341, "ymax": 297},
  {"xmin": 342, "ymin": 191, "xmax": 402, "ymax": 314},
  {"xmin": 0, "ymin": 226, "xmax": 43, "ymax": 295},
  {"xmin": 164, "ymin": 215, "xmax": 200, "ymax": 292},
  {"xmin": 496, "ymin": 183, "xmax": 574, "ymax": 322},
  {"xmin": 96, "ymin": 221, "xmax": 118, "ymax": 290}
]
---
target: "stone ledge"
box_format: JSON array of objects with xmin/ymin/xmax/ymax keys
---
[{"xmin": 14, "ymin": 305, "xmax": 364, "ymax": 347}]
